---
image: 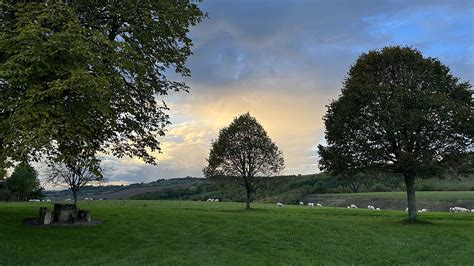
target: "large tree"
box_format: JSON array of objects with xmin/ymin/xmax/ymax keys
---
[
  {"xmin": 203, "ymin": 113, "xmax": 284, "ymax": 209},
  {"xmin": 0, "ymin": 1, "xmax": 205, "ymax": 171},
  {"xmin": 318, "ymin": 46, "xmax": 473, "ymax": 222}
]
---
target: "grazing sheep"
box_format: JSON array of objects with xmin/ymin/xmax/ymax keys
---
[
  {"xmin": 347, "ymin": 206, "xmax": 351, "ymax": 208},
  {"xmin": 28, "ymin": 199, "xmax": 40, "ymax": 202},
  {"xmin": 405, "ymin": 207, "xmax": 409, "ymax": 212},
  {"xmin": 277, "ymin": 202, "xmax": 285, "ymax": 208},
  {"xmin": 450, "ymin": 207, "xmax": 470, "ymax": 212},
  {"xmin": 214, "ymin": 199, "xmax": 219, "ymax": 202},
  {"xmin": 350, "ymin": 204, "xmax": 358, "ymax": 209},
  {"xmin": 368, "ymin": 205, "xmax": 375, "ymax": 211},
  {"xmin": 471, "ymin": 209, "xmax": 474, "ymax": 212},
  {"xmin": 316, "ymin": 203, "xmax": 322, "ymax": 207},
  {"xmin": 299, "ymin": 201, "xmax": 304, "ymax": 206},
  {"xmin": 207, "ymin": 198, "xmax": 213, "ymax": 202},
  {"xmin": 376, "ymin": 208, "xmax": 381, "ymax": 211},
  {"xmin": 308, "ymin": 203, "xmax": 314, "ymax": 208}
]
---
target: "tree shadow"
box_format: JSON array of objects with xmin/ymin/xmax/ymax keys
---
[
  {"xmin": 398, "ymin": 219, "xmax": 435, "ymax": 225},
  {"xmin": 218, "ymin": 208, "xmax": 270, "ymax": 213}
]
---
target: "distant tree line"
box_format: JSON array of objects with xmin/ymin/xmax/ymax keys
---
[{"xmin": 131, "ymin": 173, "xmax": 474, "ymax": 203}]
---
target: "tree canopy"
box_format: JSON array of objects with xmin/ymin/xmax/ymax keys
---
[
  {"xmin": 318, "ymin": 46, "xmax": 473, "ymax": 221},
  {"xmin": 203, "ymin": 113, "xmax": 284, "ymax": 209},
  {"xmin": 0, "ymin": 1, "xmax": 205, "ymax": 171},
  {"xmin": 6, "ymin": 161, "xmax": 42, "ymax": 201}
]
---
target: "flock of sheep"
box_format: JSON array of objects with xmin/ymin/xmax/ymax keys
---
[
  {"xmin": 28, "ymin": 198, "xmax": 104, "ymax": 202},
  {"xmin": 28, "ymin": 197, "xmax": 474, "ymax": 213},
  {"xmin": 278, "ymin": 202, "xmax": 322, "ymax": 208},
  {"xmin": 275, "ymin": 201, "xmax": 474, "ymax": 213},
  {"xmin": 28, "ymin": 199, "xmax": 51, "ymax": 202}
]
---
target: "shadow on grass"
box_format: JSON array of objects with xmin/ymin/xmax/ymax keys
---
[
  {"xmin": 398, "ymin": 219, "xmax": 435, "ymax": 226},
  {"xmin": 218, "ymin": 208, "xmax": 271, "ymax": 213}
]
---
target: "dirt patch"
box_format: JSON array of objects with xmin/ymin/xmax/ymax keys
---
[{"xmin": 23, "ymin": 218, "xmax": 102, "ymax": 227}]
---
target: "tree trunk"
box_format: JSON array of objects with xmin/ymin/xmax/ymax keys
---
[
  {"xmin": 404, "ymin": 173, "xmax": 417, "ymax": 222},
  {"xmin": 72, "ymin": 189, "xmax": 78, "ymax": 206},
  {"xmin": 245, "ymin": 185, "xmax": 251, "ymax": 209}
]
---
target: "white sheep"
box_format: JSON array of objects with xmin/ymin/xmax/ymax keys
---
[
  {"xmin": 368, "ymin": 205, "xmax": 375, "ymax": 211},
  {"xmin": 471, "ymin": 209, "xmax": 474, "ymax": 213},
  {"xmin": 347, "ymin": 206, "xmax": 351, "ymax": 208},
  {"xmin": 350, "ymin": 204, "xmax": 358, "ymax": 209},
  {"xmin": 450, "ymin": 207, "xmax": 470, "ymax": 212},
  {"xmin": 28, "ymin": 199, "xmax": 40, "ymax": 202},
  {"xmin": 376, "ymin": 207, "xmax": 381, "ymax": 211},
  {"xmin": 214, "ymin": 199, "xmax": 219, "ymax": 202},
  {"xmin": 277, "ymin": 202, "xmax": 285, "ymax": 208},
  {"xmin": 308, "ymin": 203, "xmax": 314, "ymax": 208},
  {"xmin": 207, "ymin": 198, "xmax": 213, "ymax": 202},
  {"xmin": 316, "ymin": 203, "xmax": 322, "ymax": 207},
  {"xmin": 299, "ymin": 201, "xmax": 304, "ymax": 206}
]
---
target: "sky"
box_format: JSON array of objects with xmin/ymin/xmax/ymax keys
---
[{"xmin": 97, "ymin": 0, "xmax": 473, "ymax": 186}]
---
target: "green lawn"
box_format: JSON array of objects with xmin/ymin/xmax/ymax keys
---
[{"xmin": 0, "ymin": 200, "xmax": 473, "ymax": 265}]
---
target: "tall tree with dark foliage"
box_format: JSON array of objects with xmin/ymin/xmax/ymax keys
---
[
  {"xmin": 204, "ymin": 113, "xmax": 285, "ymax": 209},
  {"xmin": 318, "ymin": 46, "xmax": 473, "ymax": 222},
  {"xmin": 0, "ymin": 1, "xmax": 205, "ymax": 173}
]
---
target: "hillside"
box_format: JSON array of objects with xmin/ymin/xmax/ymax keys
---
[
  {"xmin": 44, "ymin": 174, "xmax": 474, "ymax": 211},
  {"xmin": 44, "ymin": 177, "xmax": 204, "ymax": 200}
]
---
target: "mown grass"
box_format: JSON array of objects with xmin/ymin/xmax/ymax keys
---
[{"xmin": 0, "ymin": 200, "xmax": 473, "ymax": 265}]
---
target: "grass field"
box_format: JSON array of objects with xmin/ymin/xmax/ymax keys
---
[
  {"xmin": 306, "ymin": 191, "xmax": 474, "ymax": 212},
  {"xmin": 1, "ymin": 199, "xmax": 473, "ymax": 265},
  {"xmin": 317, "ymin": 191, "xmax": 474, "ymax": 200}
]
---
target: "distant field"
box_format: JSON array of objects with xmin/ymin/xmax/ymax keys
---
[
  {"xmin": 317, "ymin": 191, "xmax": 474, "ymax": 200},
  {"xmin": 0, "ymin": 200, "xmax": 473, "ymax": 265}
]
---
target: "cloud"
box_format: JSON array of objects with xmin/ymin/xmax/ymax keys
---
[{"xmin": 96, "ymin": 0, "xmax": 473, "ymax": 184}]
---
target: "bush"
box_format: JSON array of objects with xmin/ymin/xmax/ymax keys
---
[
  {"xmin": 370, "ymin": 183, "xmax": 390, "ymax": 192},
  {"xmin": 326, "ymin": 186, "xmax": 351, "ymax": 193},
  {"xmin": 313, "ymin": 181, "xmax": 326, "ymax": 193}
]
